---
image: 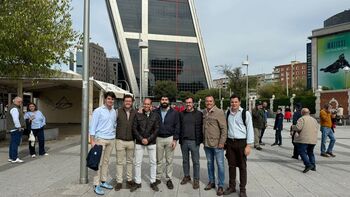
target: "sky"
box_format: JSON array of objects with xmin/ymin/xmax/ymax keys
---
[{"xmin": 69, "ymin": 0, "xmax": 349, "ymax": 79}]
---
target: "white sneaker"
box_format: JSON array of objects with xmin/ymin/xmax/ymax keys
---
[
  {"xmin": 11, "ymin": 158, "xmax": 24, "ymax": 163},
  {"xmin": 44, "ymin": 153, "xmax": 49, "ymax": 156},
  {"xmin": 31, "ymin": 154, "xmax": 36, "ymax": 158},
  {"xmin": 8, "ymin": 159, "xmax": 13, "ymax": 162}
]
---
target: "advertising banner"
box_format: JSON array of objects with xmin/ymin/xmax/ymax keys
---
[{"xmin": 318, "ymin": 31, "xmax": 350, "ymax": 89}]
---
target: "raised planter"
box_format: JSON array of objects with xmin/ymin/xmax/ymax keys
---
[
  {"xmin": 0, "ymin": 130, "xmax": 6, "ymax": 141},
  {"xmin": 44, "ymin": 128, "xmax": 59, "ymax": 141}
]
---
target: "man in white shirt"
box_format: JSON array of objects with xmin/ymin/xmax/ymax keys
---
[
  {"xmin": 224, "ymin": 95, "xmax": 254, "ymax": 197},
  {"xmin": 90, "ymin": 92, "xmax": 117, "ymax": 195}
]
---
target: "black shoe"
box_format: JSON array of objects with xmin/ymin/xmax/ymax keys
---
[
  {"xmin": 311, "ymin": 166, "xmax": 316, "ymax": 171},
  {"xmin": 256, "ymin": 146, "xmax": 262, "ymax": 151},
  {"xmin": 126, "ymin": 180, "xmax": 135, "ymax": 189},
  {"xmin": 130, "ymin": 183, "xmax": 141, "ymax": 192},
  {"xmin": 278, "ymin": 144, "xmax": 282, "ymax": 146},
  {"xmin": 204, "ymin": 182, "xmax": 216, "ymax": 190},
  {"xmin": 223, "ymin": 187, "xmax": 236, "ymax": 195},
  {"xmin": 271, "ymin": 143, "xmax": 277, "ymax": 146},
  {"xmin": 291, "ymin": 156, "xmax": 298, "ymax": 160},
  {"xmin": 239, "ymin": 191, "xmax": 247, "ymax": 197},
  {"xmin": 155, "ymin": 179, "xmax": 161, "ymax": 185},
  {"xmin": 326, "ymin": 152, "xmax": 336, "ymax": 157},
  {"xmin": 259, "ymin": 142, "xmax": 265, "ymax": 146},
  {"xmin": 303, "ymin": 165, "xmax": 314, "ymax": 173},
  {"xmin": 166, "ymin": 180, "xmax": 174, "ymax": 189},
  {"xmin": 114, "ymin": 183, "xmax": 122, "ymax": 191},
  {"xmin": 320, "ymin": 153, "xmax": 330, "ymax": 157},
  {"xmin": 150, "ymin": 182, "xmax": 159, "ymax": 191}
]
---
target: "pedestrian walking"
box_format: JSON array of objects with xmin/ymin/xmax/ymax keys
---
[
  {"xmin": 259, "ymin": 101, "xmax": 268, "ymax": 145},
  {"xmin": 179, "ymin": 97, "xmax": 203, "ymax": 189},
  {"xmin": 24, "ymin": 102, "xmax": 48, "ymax": 158},
  {"xmin": 272, "ymin": 108, "xmax": 283, "ymax": 146},
  {"xmin": 223, "ymin": 94, "xmax": 254, "ymax": 197},
  {"xmin": 130, "ymin": 98, "xmax": 160, "ymax": 192},
  {"xmin": 291, "ymin": 103, "xmax": 302, "ymax": 159},
  {"xmin": 90, "ymin": 92, "xmax": 117, "ymax": 195},
  {"xmin": 320, "ymin": 103, "xmax": 336, "ymax": 157},
  {"xmin": 292, "ymin": 108, "xmax": 319, "ymax": 173},
  {"xmin": 203, "ymin": 95, "xmax": 227, "ymax": 196},
  {"xmin": 251, "ymin": 101, "xmax": 264, "ymax": 150}
]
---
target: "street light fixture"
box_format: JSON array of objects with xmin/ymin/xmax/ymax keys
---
[
  {"xmin": 344, "ymin": 66, "xmax": 350, "ymax": 89},
  {"xmin": 242, "ymin": 59, "xmax": 249, "ymax": 110},
  {"xmin": 138, "ymin": 39, "xmax": 148, "ymax": 107}
]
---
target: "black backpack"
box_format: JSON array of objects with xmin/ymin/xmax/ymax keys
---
[{"xmin": 226, "ymin": 109, "xmax": 247, "ymax": 128}]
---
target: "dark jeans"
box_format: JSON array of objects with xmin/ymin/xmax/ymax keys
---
[
  {"xmin": 29, "ymin": 128, "xmax": 46, "ymax": 155},
  {"xmin": 225, "ymin": 139, "xmax": 247, "ymax": 192},
  {"xmin": 180, "ymin": 140, "xmax": 200, "ymax": 180},
  {"xmin": 9, "ymin": 130, "xmax": 23, "ymax": 160},
  {"xmin": 297, "ymin": 143, "xmax": 315, "ymax": 168},
  {"xmin": 275, "ymin": 129, "xmax": 282, "ymax": 145},
  {"xmin": 291, "ymin": 131, "xmax": 299, "ymax": 158},
  {"xmin": 259, "ymin": 127, "xmax": 266, "ymax": 143}
]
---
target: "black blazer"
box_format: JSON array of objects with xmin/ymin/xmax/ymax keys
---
[{"xmin": 132, "ymin": 110, "xmax": 160, "ymax": 145}]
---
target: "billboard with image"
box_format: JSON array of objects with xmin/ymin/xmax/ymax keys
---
[{"xmin": 318, "ymin": 31, "xmax": 350, "ymax": 90}]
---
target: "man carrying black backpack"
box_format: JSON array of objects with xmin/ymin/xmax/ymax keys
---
[{"xmin": 224, "ymin": 94, "xmax": 254, "ymax": 197}]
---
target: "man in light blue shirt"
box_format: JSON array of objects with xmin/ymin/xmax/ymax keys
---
[
  {"xmin": 224, "ymin": 94, "xmax": 254, "ymax": 197},
  {"xmin": 89, "ymin": 91, "xmax": 117, "ymax": 195}
]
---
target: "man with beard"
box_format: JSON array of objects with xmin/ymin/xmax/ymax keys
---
[
  {"xmin": 114, "ymin": 95, "xmax": 137, "ymax": 191},
  {"xmin": 155, "ymin": 96, "xmax": 180, "ymax": 189}
]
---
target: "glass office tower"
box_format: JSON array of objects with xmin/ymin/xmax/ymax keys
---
[{"xmin": 106, "ymin": 0, "xmax": 212, "ymax": 98}]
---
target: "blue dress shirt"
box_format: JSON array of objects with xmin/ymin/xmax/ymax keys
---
[
  {"xmin": 227, "ymin": 107, "xmax": 254, "ymax": 144},
  {"xmin": 24, "ymin": 110, "xmax": 46, "ymax": 129},
  {"xmin": 90, "ymin": 105, "xmax": 117, "ymax": 140}
]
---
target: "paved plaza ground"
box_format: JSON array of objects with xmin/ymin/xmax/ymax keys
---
[{"xmin": 0, "ymin": 118, "xmax": 349, "ymax": 197}]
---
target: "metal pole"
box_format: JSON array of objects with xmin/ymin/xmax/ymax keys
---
[
  {"xmin": 246, "ymin": 65, "xmax": 248, "ymax": 110},
  {"xmin": 286, "ymin": 72, "xmax": 289, "ymax": 97},
  {"xmin": 80, "ymin": 0, "xmax": 90, "ymax": 184},
  {"xmin": 139, "ymin": 46, "xmax": 142, "ymax": 107}
]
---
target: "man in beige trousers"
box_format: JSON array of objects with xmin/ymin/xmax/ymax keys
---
[
  {"xmin": 114, "ymin": 95, "xmax": 137, "ymax": 191},
  {"xmin": 90, "ymin": 92, "xmax": 117, "ymax": 195}
]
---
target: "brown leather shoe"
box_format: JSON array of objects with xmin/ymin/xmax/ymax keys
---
[
  {"xmin": 239, "ymin": 191, "xmax": 247, "ymax": 197},
  {"xmin": 217, "ymin": 187, "xmax": 224, "ymax": 196},
  {"xmin": 193, "ymin": 180, "xmax": 199, "ymax": 189},
  {"xmin": 223, "ymin": 187, "xmax": 236, "ymax": 195},
  {"xmin": 114, "ymin": 183, "xmax": 122, "ymax": 191},
  {"xmin": 180, "ymin": 176, "xmax": 191, "ymax": 185},
  {"xmin": 126, "ymin": 180, "xmax": 135, "ymax": 189},
  {"xmin": 204, "ymin": 182, "xmax": 215, "ymax": 190}
]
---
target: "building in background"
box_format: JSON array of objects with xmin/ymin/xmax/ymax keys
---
[
  {"xmin": 106, "ymin": 58, "xmax": 119, "ymax": 85},
  {"xmin": 309, "ymin": 9, "xmax": 350, "ymax": 91},
  {"xmin": 274, "ymin": 61, "xmax": 308, "ymax": 89},
  {"xmin": 106, "ymin": 0, "xmax": 212, "ymax": 99},
  {"xmin": 212, "ymin": 77, "xmax": 229, "ymax": 89},
  {"xmin": 89, "ymin": 43, "xmax": 107, "ymax": 82}
]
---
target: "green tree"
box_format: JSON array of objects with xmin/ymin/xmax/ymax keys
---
[
  {"xmin": 0, "ymin": 0, "xmax": 77, "ymax": 77},
  {"xmin": 153, "ymin": 80, "xmax": 178, "ymax": 101},
  {"xmin": 257, "ymin": 83, "xmax": 285, "ymax": 99},
  {"xmin": 177, "ymin": 91, "xmax": 195, "ymax": 102},
  {"xmin": 224, "ymin": 67, "xmax": 245, "ymax": 97}
]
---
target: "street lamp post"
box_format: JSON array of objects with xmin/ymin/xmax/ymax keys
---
[
  {"xmin": 344, "ymin": 66, "xmax": 350, "ymax": 89},
  {"xmin": 138, "ymin": 39, "xmax": 148, "ymax": 107},
  {"xmin": 80, "ymin": 0, "xmax": 90, "ymax": 184},
  {"xmin": 242, "ymin": 58, "xmax": 249, "ymax": 110}
]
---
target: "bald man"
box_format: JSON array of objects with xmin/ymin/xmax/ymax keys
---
[{"xmin": 7, "ymin": 97, "xmax": 25, "ymax": 163}]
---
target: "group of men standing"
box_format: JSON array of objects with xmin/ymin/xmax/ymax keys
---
[{"xmin": 90, "ymin": 92, "xmax": 254, "ymax": 197}]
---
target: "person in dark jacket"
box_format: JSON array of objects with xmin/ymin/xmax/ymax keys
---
[
  {"xmin": 272, "ymin": 108, "xmax": 284, "ymax": 146},
  {"xmin": 291, "ymin": 103, "xmax": 302, "ymax": 159},
  {"xmin": 114, "ymin": 95, "xmax": 137, "ymax": 191},
  {"xmin": 131, "ymin": 98, "xmax": 160, "ymax": 192},
  {"xmin": 252, "ymin": 102, "xmax": 264, "ymax": 150},
  {"xmin": 179, "ymin": 97, "xmax": 203, "ymax": 189},
  {"xmin": 155, "ymin": 96, "xmax": 180, "ymax": 189}
]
